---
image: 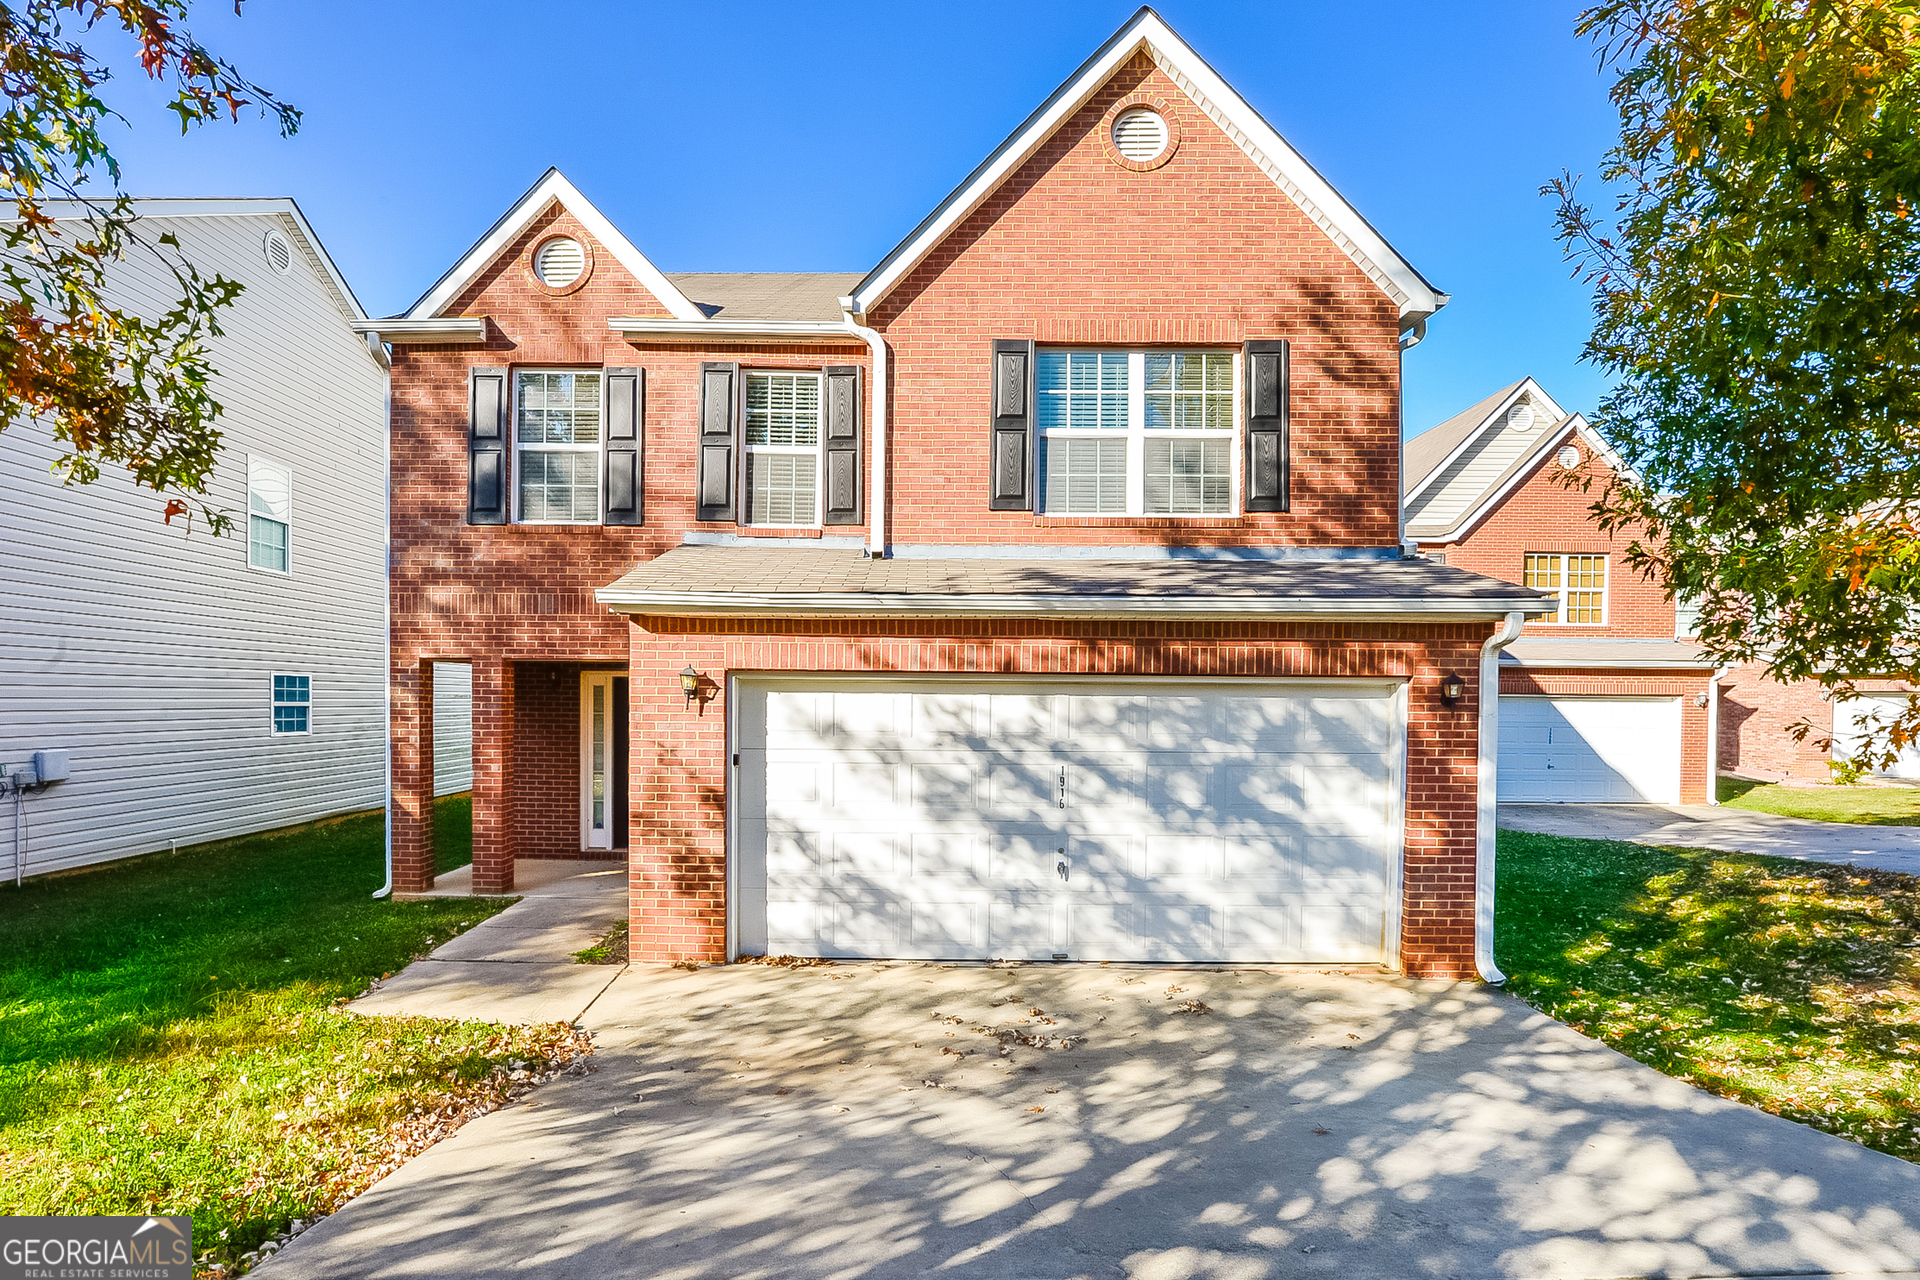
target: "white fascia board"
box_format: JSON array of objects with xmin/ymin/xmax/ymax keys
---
[
  {"xmin": 609, "ymin": 317, "xmax": 865, "ymax": 345},
  {"xmin": 1403, "ymin": 376, "xmax": 1561, "ymax": 508},
  {"xmin": 848, "ymin": 9, "xmax": 1444, "ymax": 322},
  {"xmin": 1418, "ymin": 416, "xmax": 1611, "ymax": 544},
  {"xmin": 595, "ymin": 589, "xmax": 1556, "ymax": 621},
  {"xmin": 29, "ymin": 196, "xmax": 369, "ymax": 324},
  {"xmin": 354, "ymin": 317, "xmax": 489, "ymax": 344},
  {"xmin": 405, "ymin": 169, "xmax": 704, "ymax": 322}
]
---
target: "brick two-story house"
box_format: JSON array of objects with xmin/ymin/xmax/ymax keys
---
[{"xmin": 369, "ymin": 10, "xmax": 1551, "ymax": 979}]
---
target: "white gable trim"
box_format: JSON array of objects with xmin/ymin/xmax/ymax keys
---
[
  {"xmin": 1420, "ymin": 416, "xmax": 1637, "ymax": 544},
  {"xmin": 848, "ymin": 8, "xmax": 1445, "ymax": 323},
  {"xmin": 1403, "ymin": 376, "xmax": 1565, "ymax": 507},
  {"xmin": 403, "ymin": 169, "xmax": 704, "ymax": 322}
]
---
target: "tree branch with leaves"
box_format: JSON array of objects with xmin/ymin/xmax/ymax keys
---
[
  {"xmin": 1552, "ymin": 0, "xmax": 1920, "ymax": 771},
  {"xmin": 1, "ymin": 0, "xmax": 298, "ymax": 534}
]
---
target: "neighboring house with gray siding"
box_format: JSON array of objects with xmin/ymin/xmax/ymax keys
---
[{"xmin": 0, "ymin": 198, "xmax": 469, "ymax": 880}]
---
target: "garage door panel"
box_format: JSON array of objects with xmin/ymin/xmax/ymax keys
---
[
  {"xmin": 744, "ymin": 682, "xmax": 1399, "ymax": 964},
  {"xmin": 1497, "ymin": 697, "xmax": 1681, "ymax": 804}
]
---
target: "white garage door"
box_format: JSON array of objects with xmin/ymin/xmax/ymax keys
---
[
  {"xmin": 1497, "ymin": 696, "xmax": 1681, "ymax": 803},
  {"xmin": 1835, "ymin": 695, "xmax": 1920, "ymax": 779},
  {"xmin": 734, "ymin": 680, "xmax": 1402, "ymax": 964}
]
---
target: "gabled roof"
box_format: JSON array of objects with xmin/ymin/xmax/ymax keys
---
[
  {"xmin": 1403, "ymin": 380, "xmax": 1523, "ymax": 497},
  {"xmin": 847, "ymin": 7, "xmax": 1446, "ymax": 324},
  {"xmin": 402, "ymin": 169, "xmax": 704, "ymax": 322}
]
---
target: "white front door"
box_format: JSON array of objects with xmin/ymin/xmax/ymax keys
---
[
  {"xmin": 1497, "ymin": 696, "xmax": 1682, "ymax": 803},
  {"xmin": 581, "ymin": 672, "xmax": 616, "ymax": 851},
  {"xmin": 733, "ymin": 679, "xmax": 1403, "ymax": 964}
]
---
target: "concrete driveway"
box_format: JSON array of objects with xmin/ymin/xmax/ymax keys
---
[
  {"xmin": 1500, "ymin": 803, "xmax": 1920, "ymax": 875},
  {"xmin": 262, "ymin": 962, "xmax": 1920, "ymax": 1280}
]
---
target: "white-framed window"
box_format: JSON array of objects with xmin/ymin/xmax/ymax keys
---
[
  {"xmin": 1673, "ymin": 594, "xmax": 1703, "ymax": 639},
  {"xmin": 744, "ymin": 370, "xmax": 823, "ymax": 527},
  {"xmin": 1525, "ymin": 553, "xmax": 1608, "ymax": 624},
  {"xmin": 514, "ymin": 369, "xmax": 602, "ymax": 523},
  {"xmin": 1037, "ymin": 349, "xmax": 1238, "ymax": 516},
  {"xmin": 247, "ymin": 456, "xmax": 292, "ymax": 573},
  {"xmin": 271, "ymin": 674, "xmax": 311, "ymax": 735}
]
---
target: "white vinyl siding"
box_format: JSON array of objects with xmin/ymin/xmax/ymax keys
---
[
  {"xmin": 247, "ymin": 455, "xmax": 292, "ymax": 573},
  {"xmin": 0, "ymin": 209, "xmax": 399, "ymax": 878},
  {"xmin": 432, "ymin": 661, "xmax": 474, "ymax": 796},
  {"xmin": 1039, "ymin": 350, "xmax": 1236, "ymax": 517},
  {"xmin": 745, "ymin": 371, "xmax": 822, "ymax": 526},
  {"xmin": 515, "ymin": 370, "xmax": 601, "ymax": 523}
]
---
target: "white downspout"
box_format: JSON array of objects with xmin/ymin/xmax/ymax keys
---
[
  {"xmin": 840, "ymin": 301, "xmax": 887, "ymax": 556},
  {"xmin": 1475, "ymin": 609, "xmax": 1526, "ymax": 984},
  {"xmin": 1706, "ymin": 666, "xmax": 1729, "ymax": 805},
  {"xmin": 371, "ymin": 331, "xmax": 395, "ymax": 899}
]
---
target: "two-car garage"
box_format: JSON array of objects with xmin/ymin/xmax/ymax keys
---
[{"xmin": 732, "ymin": 679, "xmax": 1403, "ymax": 965}]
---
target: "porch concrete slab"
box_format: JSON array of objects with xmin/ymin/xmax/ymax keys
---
[
  {"xmin": 403, "ymin": 858, "xmax": 627, "ymax": 899},
  {"xmin": 266, "ymin": 964, "xmax": 1920, "ymax": 1280},
  {"xmin": 1500, "ymin": 802, "xmax": 1920, "ymax": 874},
  {"xmin": 348, "ymin": 961, "xmax": 621, "ymax": 1025}
]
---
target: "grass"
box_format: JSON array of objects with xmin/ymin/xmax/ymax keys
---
[
  {"xmin": 1498, "ymin": 828, "xmax": 1920, "ymax": 1160},
  {"xmin": 1718, "ymin": 774, "xmax": 1920, "ymax": 825},
  {"xmin": 0, "ymin": 795, "xmax": 579, "ymax": 1269},
  {"xmin": 572, "ymin": 919, "xmax": 628, "ymax": 965}
]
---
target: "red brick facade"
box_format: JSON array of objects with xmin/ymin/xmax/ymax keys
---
[{"xmin": 385, "ymin": 31, "xmax": 1499, "ymax": 977}]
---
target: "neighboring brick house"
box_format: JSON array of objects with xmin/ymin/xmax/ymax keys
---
[
  {"xmin": 1404, "ymin": 379, "xmax": 1919, "ymax": 798},
  {"xmin": 370, "ymin": 10, "xmax": 1553, "ymax": 979}
]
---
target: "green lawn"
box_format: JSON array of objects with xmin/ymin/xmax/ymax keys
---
[
  {"xmin": 1719, "ymin": 774, "xmax": 1920, "ymax": 825},
  {"xmin": 0, "ymin": 796, "xmax": 576, "ymax": 1270},
  {"xmin": 1499, "ymin": 828, "xmax": 1920, "ymax": 1160}
]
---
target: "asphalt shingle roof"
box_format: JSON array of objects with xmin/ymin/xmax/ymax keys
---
[{"xmin": 664, "ymin": 273, "xmax": 865, "ymax": 322}]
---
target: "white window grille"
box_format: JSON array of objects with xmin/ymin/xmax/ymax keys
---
[
  {"xmin": 745, "ymin": 371, "xmax": 823, "ymax": 526},
  {"xmin": 272, "ymin": 674, "xmax": 310, "ymax": 735},
  {"xmin": 247, "ymin": 456, "xmax": 292, "ymax": 573},
  {"xmin": 515, "ymin": 370, "xmax": 601, "ymax": 523},
  {"xmin": 1038, "ymin": 349, "xmax": 1237, "ymax": 517},
  {"xmin": 1525, "ymin": 553, "xmax": 1609, "ymax": 624}
]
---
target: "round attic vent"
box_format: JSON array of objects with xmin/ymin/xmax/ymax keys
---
[
  {"xmin": 1557, "ymin": 444, "xmax": 1582, "ymax": 469},
  {"xmin": 1111, "ymin": 107, "xmax": 1169, "ymax": 162},
  {"xmin": 534, "ymin": 236, "xmax": 586, "ymax": 288},
  {"xmin": 1505, "ymin": 401, "xmax": 1536, "ymax": 432},
  {"xmin": 262, "ymin": 228, "xmax": 294, "ymax": 275}
]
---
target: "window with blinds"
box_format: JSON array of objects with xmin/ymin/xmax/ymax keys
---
[
  {"xmin": 515, "ymin": 371, "xmax": 602, "ymax": 523},
  {"xmin": 746, "ymin": 371, "xmax": 823, "ymax": 526},
  {"xmin": 1525, "ymin": 552, "xmax": 1608, "ymax": 624},
  {"xmin": 1037, "ymin": 349, "xmax": 1237, "ymax": 517}
]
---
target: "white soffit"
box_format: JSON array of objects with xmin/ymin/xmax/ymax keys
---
[
  {"xmin": 848, "ymin": 7, "xmax": 1446, "ymax": 323},
  {"xmin": 403, "ymin": 168, "xmax": 704, "ymax": 322}
]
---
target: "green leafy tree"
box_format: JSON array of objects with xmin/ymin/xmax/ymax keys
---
[
  {"xmin": 1552, "ymin": 0, "xmax": 1920, "ymax": 769},
  {"xmin": 1, "ymin": 0, "xmax": 298, "ymax": 533}
]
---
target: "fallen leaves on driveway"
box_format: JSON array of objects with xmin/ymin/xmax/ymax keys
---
[{"xmin": 1172, "ymin": 999, "xmax": 1212, "ymax": 1015}]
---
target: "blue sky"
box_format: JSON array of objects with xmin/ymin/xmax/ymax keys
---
[{"xmin": 96, "ymin": 1, "xmax": 1619, "ymax": 437}]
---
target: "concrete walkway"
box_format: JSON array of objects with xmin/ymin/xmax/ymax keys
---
[
  {"xmin": 1500, "ymin": 803, "xmax": 1920, "ymax": 874},
  {"xmin": 352, "ymin": 860, "xmax": 628, "ymax": 1025},
  {"xmin": 265, "ymin": 963, "xmax": 1920, "ymax": 1280}
]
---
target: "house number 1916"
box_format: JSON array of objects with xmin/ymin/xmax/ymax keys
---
[{"xmin": 1058, "ymin": 766, "xmax": 1067, "ymax": 809}]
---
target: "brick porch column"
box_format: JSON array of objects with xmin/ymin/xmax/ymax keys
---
[
  {"xmin": 471, "ymin": 657, "xmax": 517, "ymax": 895},
  {"xmin": 390, "ymin": 658, "xmax": 435, "ymax": 894}
]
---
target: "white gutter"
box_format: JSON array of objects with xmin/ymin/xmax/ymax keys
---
[
  {"xmin": 839, "ymin": 301, "xmax": 888, "ymax": 556},
  {"xmin": 353, "ymin": 318, "xmax": 488, "ymax": 344},
  {"xmin": 374, "ymin": 359, "xmax": 395, "ymax": 899},
  {"xmin": 598, "ymin": 590, "xmax": 1554, "ymax": 621},
  {"xmin": 1475, "ymin": 609, "xmax": 1527, "ymax": 984},
  {"xmin": 608, "ymin": 317, "xmax": 863, "ymax": 345},
  {"xmin": 1706, "ymin": 665, "xmax": 1730, "ymax": 805}
]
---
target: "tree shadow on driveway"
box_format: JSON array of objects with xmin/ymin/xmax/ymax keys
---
[{"xmin": 263, "ymin": 965, "xmax": 1920, "ymax": 1280}]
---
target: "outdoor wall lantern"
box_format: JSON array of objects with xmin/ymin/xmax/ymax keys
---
[
  {"xmin": 679, "ymin": 664, "xmax": 702, "ymax": 709},
  {"xmin": 1439, "ymin": 673, "xmax": 1466, "ymax": 708}
]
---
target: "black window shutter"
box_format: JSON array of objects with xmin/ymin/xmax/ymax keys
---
[
  {"xmin": 989, "ymin": 339, "xmax": 1034, "ymax": 511},
  {"xmin": 468, "ymin": 367, "xmax": 509, "ymax": 525},
  {"xmin": 696, "ymin": 361, "xmax": 739, "ymax": 523},
  {"xmin": 822, "ymin": 364, "xmax": 862, "ymax": 526},
  {"xmin": 602, "ymin": 367, "xmax": 643, "ymax": 526},
  {"xmin": 1244, "ymin": 340, "xmax": 1290, "ymax": 513}
]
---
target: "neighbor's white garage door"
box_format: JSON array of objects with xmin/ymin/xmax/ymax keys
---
[
  {"xmin": 1497, "ymin": 696, "xmax": 1682, "ymax": 803},
  {"xmin": 733, "ymin": 680, "xmax": 1401, "ymax": 964},
  {"xmin": 1835, "ymin": 695, "xmax": 1920, "ymax": 779}
]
